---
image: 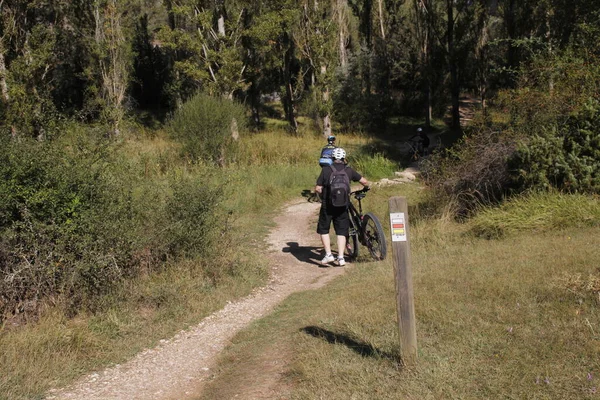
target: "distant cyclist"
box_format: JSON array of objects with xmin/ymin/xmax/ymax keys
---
[
  {"xmin": 319, "ymin": 135, "xmax": 337, "ymax": 167},
  {"xmin": 409, "ymin": 127, "xmax": 430, "ymax": 156}
]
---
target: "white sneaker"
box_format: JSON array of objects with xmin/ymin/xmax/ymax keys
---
[
  {"xmin": 321, "ymin": 254, "xmax": 335, "ymax": 265},
  {"xmin": 336, "ymin": 257, "xmax": 346, "ymax": 267}
]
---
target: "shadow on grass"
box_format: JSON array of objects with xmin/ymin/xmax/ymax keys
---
[
  {"xmin": 301, "ymin": 326, "xmax": 399, "ymax": 363},
  {"xmin": 283, "ymin": 242, "xmax": 323, "ymax": 267}
]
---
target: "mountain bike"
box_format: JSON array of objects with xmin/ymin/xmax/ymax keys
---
[
  {"xmin": 400, "ymin": 135, "xmax": 442, "ymax": 162},
  {"xmin": 345, "ymin": 187, "xmax": 387, "ymax": 261},
  {"xmin": 400, "ymin": 138, "xmax": 425, "ymax": 162}
]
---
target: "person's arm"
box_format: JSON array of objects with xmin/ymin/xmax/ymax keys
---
[
  {"xmin": 350, "ymin": 168, "xmax": 370, "ymax": 188},
  {"xmin": 315, "ymin": 169, "xmax": 325, "ymax": 193}
]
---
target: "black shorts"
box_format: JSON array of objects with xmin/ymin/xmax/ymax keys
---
[{"xmin": 316, "ymin": 205, "xmax": 350, "ymax": 236}]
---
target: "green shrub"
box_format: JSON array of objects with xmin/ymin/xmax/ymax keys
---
[
  {"xmin": 0, "ymin": 132, "xmax": 229, "ymax": 320},
  {"xmin": 423, "ymin": 50, "xmax": 600, "ymax": 218},
  {"xmin": 352, "ymin": 153, "xmax": 397, "ymax": 181},
  {"xmin": 164, "ymin": 174, "xmax": 224, "ymax": 259},
  {"xmin": 332, "ymin": 60, "xmax": 389, "ymax": 133},
  {"xmin": 168, "ymin": 93, "xmax": 247, "ymax": 165},
  {"xmin": 0, "ymin": 135, "xmax": 143, "ymax": 317},
  {"xmin": 510, "ymin": 98, "xmax": 600, "ymax": 193},
  {"xmin": 468, "ymin": 191, "xmax": 600, "ymax": 239}
]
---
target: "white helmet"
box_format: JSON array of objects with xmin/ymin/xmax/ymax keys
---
[{"xmin": 332, "ymin": 147, "xmax": 346, "ymax": 160}]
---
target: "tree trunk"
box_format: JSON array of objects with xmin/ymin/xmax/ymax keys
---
[
  {"xmin": 337, "ymin": 0, "xmax": 348, "ymax": 73},
  {"xmin": 0, "ymin": 42, "xmax": 16, "ymax": 139},
  {"xmin": 218, "ymin": 15, "xmax": 225, "ymax": 36},
  {"xmin": 504, "ymin": 0, "xmax": 517, "ymax": 85},
  {"xmin": 476, "ymin": 0, "xmax": 490, "ymax": 116},
  {"xmin": 546, "ymin": 7, "xmax": 554, "ymax": 92},
  {"xmin": 96, "ymin": 0, "xmax": 128, "ymax": 137},
  {"xmin": 0, "ymin": 47, "xmax": 8, "ymax": 103},
  {"xmin": 377, "ymin": 0, "xmax": 385, "ymax": 39},
  {"xmin": 415, "ymin": 0, "xmax": 433, "ymax": 127},
  {"xmin": 165, "ymin": 0, "xmax": 176, "ymax": 29},
  {"xmin": 283, "ymin": 35, "xmax": 298, "ymax": 132},
  {"xmin": 322, "ymin": 65, "xmax": 331, "ymax": 137},
  {"xmin": 362, "ymin": 0, "xmax": 372, "ymax": 94},
  {"xmin": 447, "ymin": 0, "xmax": 460, "ymax": 130}
]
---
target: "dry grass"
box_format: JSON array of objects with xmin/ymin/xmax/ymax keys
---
[
  {"xmin": 0, "ymin": 128, "xmax": 390, "ymax": 399},
  {"xmin": 469, "ymin": 191, "xmax": 600, "ymax": 238},
  {"xmin": 201, "ymin": 187, "xmax": 600, "ymax": 400}
]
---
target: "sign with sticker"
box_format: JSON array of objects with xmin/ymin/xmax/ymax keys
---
[{"xmin": 390, "ymin": 212, "xmax": 407, "ymax": 242}]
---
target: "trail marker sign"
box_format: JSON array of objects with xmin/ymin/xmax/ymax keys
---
[{"xmin": 388, "ymin": 197, "xmax": 417, "ymax": 365}]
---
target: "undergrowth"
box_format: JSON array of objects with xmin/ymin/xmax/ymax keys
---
[
  {"xmin": 202, "ymin": 186, "xmax": 600, "ymax": 400},
  {"xmin": 0, "ymin": 126, "xmax": 397, "ymax": 399},
  {"xmin": 468, "ymin": 191, "xmax": 600, "ymax": 238}
]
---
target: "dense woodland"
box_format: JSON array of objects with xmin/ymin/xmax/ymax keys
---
[
  {"xmin": 1, "ymin": 1, "xmax": 599, "ymax": 321},
  {"xmin": 0, "ymin": 0, "xmax": 597, "ymax": 135}
]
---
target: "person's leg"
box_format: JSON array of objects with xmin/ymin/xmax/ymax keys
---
[
  {"xmin": 336, "ymin": 234, "xmax": 347, "ymax": 265},
  {"xmin": 321, "ymin": 234, "xmax": 332, "ymax": 255},
  {"xmin": 332, "ymin": 208, "xmax": 350, "ymax": 266},
  {"xmin": 317, "ymin": 206, "xmax": 335, "ymax": 264}
]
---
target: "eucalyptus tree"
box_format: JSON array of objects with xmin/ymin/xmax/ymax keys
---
[
  {"xmin": 0, "ymin": 0, "xmax": 101, "ymax": 138},
  {"xmin": 92, "ymin": 0, "xmax": 132, "ymax": 136},
  {"xmin": 294, "ymin": 0, "xmax": 349, "ymax": 136}
]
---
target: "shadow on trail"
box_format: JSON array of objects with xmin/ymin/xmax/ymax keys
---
[
  {"xmin": 301, "ymin": 326, "xmax": 399, "ymax": 363},
  {"xmin": 300, "ymin": 189, "xmax": 321, "ymax": 203},
  {"xmin": 282, "ymin": 242, "xmax": 323, "ymax": 267}
]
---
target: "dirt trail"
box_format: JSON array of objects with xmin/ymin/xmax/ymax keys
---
[{"xmin": 46, "ymin": 200, "xmax": 345, "ymax": 400}]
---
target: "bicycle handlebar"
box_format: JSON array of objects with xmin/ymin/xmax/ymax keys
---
[{"xmin": 351, "ymin": 186, "xmax": 370, "ymax": 195}]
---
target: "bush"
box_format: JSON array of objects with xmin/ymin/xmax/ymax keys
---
[
  {"xmin": 0, "ymin": 135, "xmax": 135, "ymax": 317},
  {"xmin": 468, "ymin": 191, "xmax": 600, "ymax": 239},
  {"xmin": 168, "ymin": 93, "xmax": 247, "ymax": 165},
  {"xmin": 164, "ymin": 174, "xmax": 225, "ymax": 259},
  {"xmin": 423, "ymin": 50, "xmax": 600, "ymax": 218},
  {"xmin": 510, "ymin": 98, "xmax": 600, "ymax": 193},
  {"xmin": 0, "ymin": 132, "xmax": 228, "ymax": 320},
  {"xmin": 421, "ymin": 126, "xmax": 519, "ymax": 217},
  {"xmin": 352, "ymin": 153, "xmax": 397, "ymax": 181},
  {"xmin": 332, "ymin": 59, "xmax": 389, "ymax": 133}
]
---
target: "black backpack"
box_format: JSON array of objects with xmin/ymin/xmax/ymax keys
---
[{"xmin": 328, "ymin": 165, "xmax": 350, "ymax": 207}]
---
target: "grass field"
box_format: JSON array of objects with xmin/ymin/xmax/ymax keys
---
[
  {"xmin": 0, "ymin": 129, "xmax": 398, "ymax": 399},
  {"xmin": 2, "ymin": 124, "xmax": 598, "ymax": 399},
  {"xmin": 200, "ymin": 185, "xmax": 600, "ymax": 399}
]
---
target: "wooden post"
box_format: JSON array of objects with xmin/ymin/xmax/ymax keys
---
[{"xmin": 388, "ymin": 196, "xmax": 417, "ymax": 365}]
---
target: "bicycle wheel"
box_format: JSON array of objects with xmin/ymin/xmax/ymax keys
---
[
  {"xmin": 345, "ymin": 215, "xmax": 360, "ymax": 261},
  {"xmin": 361, "ymin": 212, "xmax": 387, "ymax": 260}
]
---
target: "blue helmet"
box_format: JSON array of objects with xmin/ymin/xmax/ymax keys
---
[{"xmin": 327, "ymin": 135, "xmax": 336, "ymax": 144}]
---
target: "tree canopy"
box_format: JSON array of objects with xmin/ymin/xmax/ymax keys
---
[{"xmin": 0, "ymin": 0, "xmax": 598, "ymax": 135}]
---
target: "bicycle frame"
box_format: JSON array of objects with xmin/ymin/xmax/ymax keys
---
[
  {"xmin": 346, "ymin": 188, "xmax": 388, "ymax": 261},
  {"xmin": 348, "ymin": 190, "xmax": 367, "ymax": 245}
]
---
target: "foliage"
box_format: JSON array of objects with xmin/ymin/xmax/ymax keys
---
[
  {"xmin": 421, "ymin": 125, "xmax": 518, "ymax": 217},
  {"xmin": 351, "ymin": 153, "xmax": 397, "ymax": 181},
  {"xmin": 511, "ymin": 99, "xmax": 600, "ymax": 194},
  {"xmin": 468, "ymin": 191, "xmax": 600, "ymax": 239},
  {"xmin": 164, "ymin": 175, "xmax": 225, "ymax": 259},
  {"xmin": 332, "ymin": 56, "xmax": 390, "ymax": 132},
  {"xmin": 0, "ymin": 131, "xmax": 228, "ymax": 320},
  {"xmin": 0, "ymin": 134, "xmax": 134, "ymax": 317},
  {"xmin": 424, "ymin": 48, "xmax": 600, "ymax": 217},
  {"xmin": 167, "ymin": 93, "xmax": 247, "ymax": 165}
]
